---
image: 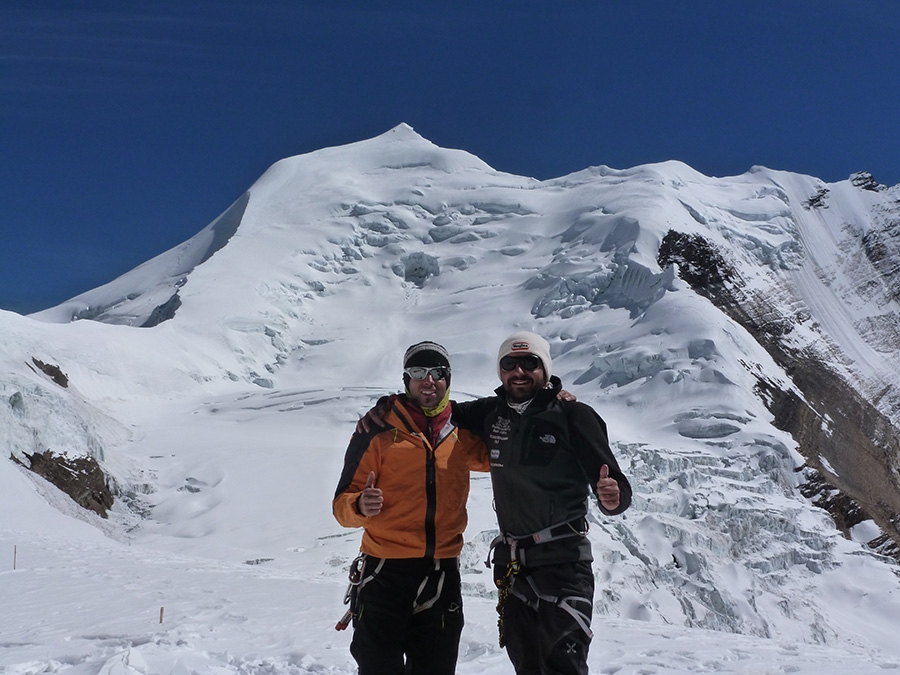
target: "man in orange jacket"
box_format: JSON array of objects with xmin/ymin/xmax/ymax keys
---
[{"xmin": 333, "ymin": 341, "xmax": 489, "ymax": 675}]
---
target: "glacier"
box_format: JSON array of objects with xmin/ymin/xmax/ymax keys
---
[{"xmin": 2, "ymin": 123, "xmax": 900, "ymax": 674}]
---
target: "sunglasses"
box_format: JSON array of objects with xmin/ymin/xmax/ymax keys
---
[
  {"xmin": 404, "ymin": 366, "xmax": 449, "ymax": 381},
  {"xmin": 499, "ymin": 355, "xmax": 543, "ymax": 372}
]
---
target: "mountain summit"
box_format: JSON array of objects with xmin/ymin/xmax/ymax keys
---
[{"xmin": 3, "ymin": 128, "xmax": 900, "ymax": 672}]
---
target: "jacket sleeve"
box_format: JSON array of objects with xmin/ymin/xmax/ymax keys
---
[
  {"xmin": 332, "ymin": 429, "xmax": 380, "ymax": 528},
  {"xmin": 451, "ymin": 396, "xmax": 497, "ymax": 435},
  {"xmin": 565, "ymin": 401, "xmax": 632, "ymax": 516},
  {"xmin": 460, "ymin": 431, "xmax": 490, "ymax": 472}
]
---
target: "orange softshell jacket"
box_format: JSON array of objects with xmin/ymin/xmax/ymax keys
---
[{"xmin": 333, "ymin": 398, "xmax": 489, "ymax": 559}]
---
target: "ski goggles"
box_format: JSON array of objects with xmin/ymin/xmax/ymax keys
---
[
  {"xmin": 404, "ymin": 366, "xmax": 450, "ymax": 381},
  {"xmin": 499, "ymin": 355, "xmax": 543, "ymax": 372}
]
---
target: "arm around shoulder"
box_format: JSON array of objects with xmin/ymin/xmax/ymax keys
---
[{"xmin": 451, "ymin": 396, "xmax": 496, "ymax": 433}]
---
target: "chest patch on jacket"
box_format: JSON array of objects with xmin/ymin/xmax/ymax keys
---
[
  {"xmin": 489, "ymin": 417, "xmax": 511, "ymax": 443},
  {"xmin": 521, "ymin": 424, "xmax": 565, "ymax": 466}
]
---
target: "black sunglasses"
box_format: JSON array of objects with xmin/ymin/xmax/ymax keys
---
[
  {"xmin": 404, "ymin": 366, "xmax": 449, "ymax": 381},
  {"xmin": 499, "ymin": 355, "xmax": 543, "ymax": 372}
]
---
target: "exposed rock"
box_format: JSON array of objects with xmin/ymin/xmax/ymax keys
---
[
  {"xmin": 31, "ymin": 358, "xmax": 69, "ymax": 388},
  {"xmin": 797, "ymin": 467, "xmax": 870, "ymax": 535},
  {"xmin": 659, "ymin": 229, "xmax": 900, "ymax": 562},
  {"xmin": 851, "ymin": 171, "xmax": 884, "ymax": 192},
  {"xmin": 657, "ymin": 231, "xmax": 736, "ymax": 305},
  {"xmin": 868, "ymin": 527, "xmax": 900, "ymax": 560},
  {"xmin": 803, "ymin": 187, "xmax": 830, "ymax": 210},
  {"xmin": 14, "ymin": 450, "xmax": 114, "ymax": 518},
  {"xmin": 861, "ymin": 212, "xmax": 900, "ymax": 303},
  {"xmin": 141, "ymin": 292, "xmax": 183, "ymax": 327}
]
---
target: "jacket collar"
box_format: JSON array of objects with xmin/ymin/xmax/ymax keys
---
[
  {"xmin": 388, "ymin": 395, "xmax": 454, "ymax": 444},
  {"xmin": 494, "ymin": 375, "xmax": 563, "ymax": 412}
]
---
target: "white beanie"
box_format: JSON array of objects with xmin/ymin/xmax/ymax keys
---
[{"xmin": 497, "ymin": 331, "xmax": 552, "ymax": 384}]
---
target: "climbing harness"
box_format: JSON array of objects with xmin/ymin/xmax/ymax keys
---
[
  {"xmin": 334, "ymin": 553, "xmax": 384, "ymax": 631},
  {"xmin": 515, "ymin": 574, "xmax": 594, "ymax": 640},
  {"xmin": 485, "ymin": 517, "xmax": 592, "ymax": 647},
  {"xmin": 411, "ymin": 558, "xmax": 447, "ymax": 614},
  {"xmin": 484, "ymin": 517, "xmax": 589, "ymax": 569},
  {"xmin": 335, "ymin": 555, "xmax": 453, "ymax": 630}
]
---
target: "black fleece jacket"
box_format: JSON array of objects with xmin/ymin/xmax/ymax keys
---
[{"xmin": 452, "ymin": 376, "xmax": 632, "ymax": 567}]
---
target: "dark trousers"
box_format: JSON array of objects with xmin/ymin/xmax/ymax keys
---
[
  {"xmin": 351, "ymin": 557, "xmax": 464, "ymax": 675},
  {"xmin": 494, "ymin": 560, "xmax": 595, "ymax": 675}
]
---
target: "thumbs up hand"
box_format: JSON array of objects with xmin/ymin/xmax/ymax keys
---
[
  {"xmin": 596, "ymin": 464, "xmax": 620, "ymax": 511},
  {"xmin": 357, "ymin": 471, "xmax": 384, "ymax": 517}
]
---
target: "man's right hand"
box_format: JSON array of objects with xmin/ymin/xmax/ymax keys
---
[
  {"xmin": 355, "ymin": 396, "xmax": 392, "ymax": 433},
  {"xmin": 596, "ymin": 464, "xmax": 620, "ymax": 511},
  {"xmin": 357, "ymin": 471, "xmax": 383, "ymax": 517}
]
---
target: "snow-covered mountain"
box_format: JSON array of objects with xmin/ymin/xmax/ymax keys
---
[{"xmin": 3, "ymin": 124, "xmax": 900, "ymax": 674}]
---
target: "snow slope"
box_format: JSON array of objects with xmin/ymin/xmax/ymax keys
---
[{"xmin": 3, "ymin": 124, "xmax": 900, "ymax": 674}]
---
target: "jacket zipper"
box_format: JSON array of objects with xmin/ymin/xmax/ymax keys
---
[{"xmin": 424, "ymin": 418, "xmax": 437, "ymax": 558}]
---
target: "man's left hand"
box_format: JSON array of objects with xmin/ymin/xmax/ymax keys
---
[{"xmin": 596, "ymin": 464, "xmax": 620, "ymax": 510}]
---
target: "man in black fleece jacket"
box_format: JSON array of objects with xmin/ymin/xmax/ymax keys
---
[{"xmin": 451, "ymin": 331, "xmax": 631, "ymax": 675}]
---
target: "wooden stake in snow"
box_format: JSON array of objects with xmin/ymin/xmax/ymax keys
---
[
  {"xmin": 13, "ymin": 545, "xmax": 16, "ymax": 570},
  {"xmin": 159, "ymin": 607, "xmax": 164, "ymax": 624}
]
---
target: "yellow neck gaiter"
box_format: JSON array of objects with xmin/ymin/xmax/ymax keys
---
[{"xmin": 405, "ymin": 389, "xmax": 451, "ymax": 417}]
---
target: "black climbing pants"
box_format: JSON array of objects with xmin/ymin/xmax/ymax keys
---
[
  {"xmin": 494, "ymin": 559, "xmax": 595, "ymax": 675},
  {"xmin": 351, "ymin": 557, "xmax": 464, "ymax": 675}
]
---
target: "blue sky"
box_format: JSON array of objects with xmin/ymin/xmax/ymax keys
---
[{"xmin": 2, "ymin": 0, "xmax": 898, "ymax": 314}]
